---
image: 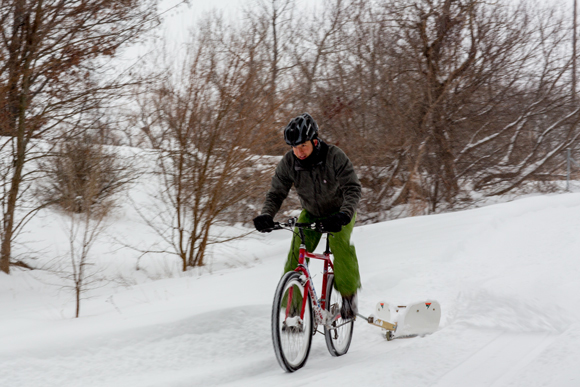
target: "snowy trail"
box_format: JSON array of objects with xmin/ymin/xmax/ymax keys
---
[
  {"xmin": 2, "ymin": 193, "xmax": 580, "ymax": 386},
  {"xmin": 432, "ymin": 331, "xmax": 557, "ymax": 387}
]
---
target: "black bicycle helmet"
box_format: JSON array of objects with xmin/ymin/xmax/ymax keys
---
[{"xmin": 284, "ymin": 113, "xmax": 318, "ymax": 146}]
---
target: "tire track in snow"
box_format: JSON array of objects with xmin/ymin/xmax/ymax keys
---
[{"xmin": 431, "ymin": 331, "xmax": 557, "ymax": 387}]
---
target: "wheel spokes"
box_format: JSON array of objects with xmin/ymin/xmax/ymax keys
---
[
  {"xmin": 278, "ymin": 279, "xmax": 310, "ymax": 367},
  {"xmin": 328, "ymin": 296, "xmax": 352, "ymax": 351}
]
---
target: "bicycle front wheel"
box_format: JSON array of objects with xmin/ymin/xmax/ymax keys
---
[
  {"xmin": 324, "ymin": 274, "xmax": 354, "ymax": 356},
  {"xmin": 271, "ymin": 271, "xmax": 313, "ymax": 372}
]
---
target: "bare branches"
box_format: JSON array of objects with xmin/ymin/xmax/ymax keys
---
[
  {"xmin": 0, "ymin": 0, "xmax": 159, "ymax": 274},
  {"xmin": 3, "ymin": 0, "xmax": 577, "ymax": 276},
  {"xmin": 135, "ymin": 15, "xmax": 279, "ymax": 270},
  {"xmin": 291, "ymin": 0, "xmax": 580, "ymax": 217}
]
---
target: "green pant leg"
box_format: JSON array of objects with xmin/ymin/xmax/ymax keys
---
[
  {"xmin": 283, "ymin": 209, "xmax": 322, "ymax": 274},
  {"xmin": 282, "ymin": 210, "xmax": 321, "ymax": 311},
  {"xmin": 328, "ymin": 212, "xmax": 360, "ymax": 296}
]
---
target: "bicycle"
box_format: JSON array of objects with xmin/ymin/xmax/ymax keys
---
[{"xmin": 269, "ymin": 217, "xmax": 354, "ymax": 372}]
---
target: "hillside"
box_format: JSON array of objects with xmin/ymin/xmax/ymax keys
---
[{"xmin": 1, "ymin": 176, "xmax": 579, "ymax": 386}]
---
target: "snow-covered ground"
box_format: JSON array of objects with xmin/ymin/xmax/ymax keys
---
[{"xmin": 2, "ymin": 158, "xmax": 580, "ymax": 386}]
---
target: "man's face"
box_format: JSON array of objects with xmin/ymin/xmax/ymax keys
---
[{"xmin": 292, "ymin": 140, "xmax": 317, "ymax": 160}]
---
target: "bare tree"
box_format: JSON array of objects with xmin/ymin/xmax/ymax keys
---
[
  {"xmin": 0, "ymin": 0, "xmax": 159, "ymax": 274},
  {"xmin": 41, "ymin": 133, "xmax": 124, "ymax": 317},
  {"xmin": 573, "ymin": 0, "xmax": 577, "ymax": 101},
  {"xmin": 38, "ymin": 129, "xmax": 134, "ymax": 214},
  {"xmin": 290, "ymin": 0, "xmax": 352, "ymax": 111},
  {"xmin": 303, "ymin": 0, "xmax": 580, "ymax": 218},
  {"xmin": 61, "ymin": 167, "xmax": 110, "ymax": 318},
  {"xmin": 246, "ymin": 0, "xmax": 297, "ymax": 112},
  {"xmin": 62, "ymin": 188, "xmax": 109, "ymax": 318},
  {"xmin": 135, "ymin": 15, "xmax": 280, "ymax": 271}
]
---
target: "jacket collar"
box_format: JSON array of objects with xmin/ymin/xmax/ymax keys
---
[{"xmin": 293, "ymin": 139, "xmax": 328, "ymax": 171}]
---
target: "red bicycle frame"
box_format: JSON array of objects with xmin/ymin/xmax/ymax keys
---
[{"xmin": 286, "ymin": 226, "xmax": 335, "ymax": 326}]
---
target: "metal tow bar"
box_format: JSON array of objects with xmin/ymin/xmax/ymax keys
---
[{"xmin": 357, "ymin": 313, "xmax": 398, "ymax": 341}]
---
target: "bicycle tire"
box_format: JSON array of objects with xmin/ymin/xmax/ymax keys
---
[
  {"xmin": 271, "ymin": 271, "xmax": 313, "ymax": 372},
  {"xmin": 324, "ymin": 274, "xmax": 354, "ymax": 356}
]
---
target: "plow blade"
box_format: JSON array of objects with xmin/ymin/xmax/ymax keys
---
[{"xmin": 374, "ymin": 300, "xmax": 441, "ymax": 338}]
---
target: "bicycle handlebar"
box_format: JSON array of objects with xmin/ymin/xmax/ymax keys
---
[
  {"xmin": 264, "ymin": 217, "xmax": 334, "ymax": 249},
  {"xmin": 270, "ymin": 217, "xmax": 324, "ymax": 233}
]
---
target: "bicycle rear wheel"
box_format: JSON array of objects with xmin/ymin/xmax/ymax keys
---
[
  {"xmin": 324, "ymin": 274, "xmax": 354, "ymax": 356},
  {"xmin": 271, "ymin": 271, "xmax": 313, "ymax": 372}
]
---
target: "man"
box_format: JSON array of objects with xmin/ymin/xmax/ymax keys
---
[{"xmin": 253, "ymin": 113, "xmax": 362, "ymax": 319}]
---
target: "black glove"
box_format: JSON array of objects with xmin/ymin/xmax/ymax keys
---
[
  {"xmin": 253, "ymin": 214, "xmax": 275, "ymax": 233},
  {"xmin": 318, "ymin": 212, "xmax": 351, "ymax": 233}
]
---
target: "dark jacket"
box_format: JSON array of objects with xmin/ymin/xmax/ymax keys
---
[{"xmin": 261, "ymin": 140, "xmax": 361, "ymax": 220}]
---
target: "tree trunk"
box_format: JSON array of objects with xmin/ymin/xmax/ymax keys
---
[
  {"xmin": 75, "ymin": 284, "xmax": 81, "ymax": 318},
  {"xmin": 0, "ymin": 97, "xmax": 29, "ymax": 275},
  {"xmin": 0, "ymin": 178, "xmax": 19, "ymax": 274}
]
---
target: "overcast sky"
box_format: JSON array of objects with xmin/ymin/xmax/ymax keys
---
[
  {"xmin": 158, "ymin": 0, "xmax": 575, "ymax": 41},
  {"xmin": 156, "ymin": 0, "xmax": 321, "ymax": 44},
  {"xmin": 142, "ymin": 0, "xmax": 574, "ymax": 64}
]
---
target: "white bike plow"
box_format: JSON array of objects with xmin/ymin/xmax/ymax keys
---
[{"xmin": 358, "ymin": 300, "xmax": 441, "ymax": 340}]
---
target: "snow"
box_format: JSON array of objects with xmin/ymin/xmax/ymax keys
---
[
  {"xmin": 2, "ymin": 0, "xmax": 580, "ymax": 383},
  {"xmin": 2, "ymin": 161, "xmax": 580, "ymax": 386}
]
